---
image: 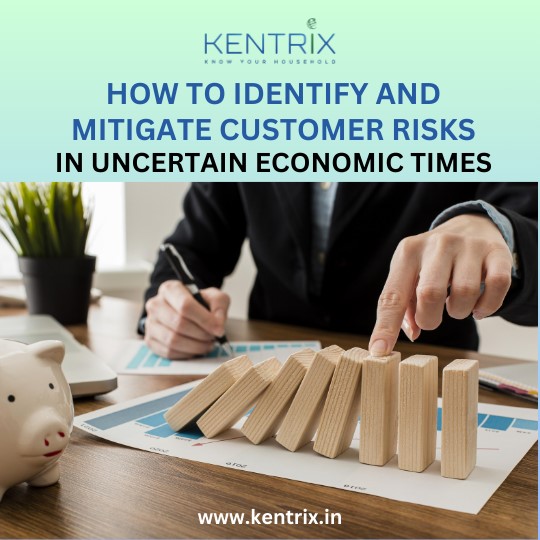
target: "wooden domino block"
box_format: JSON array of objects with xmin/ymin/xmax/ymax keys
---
[
  {"xmin": 314, "ymin": 347, "xmax": 368, "ymax": 458},
  {"xmin": 359, "ymin": 351, "xmax": 401, "ymax": 466},
  {"xmin": 398, "ymin": 355, "xmax": 438, "ymax": 472},
  {"xmin": 441, "ymin": 359, "xmax": 479, "ymax": 479},
  {"xmin": 165, "ymin": 355, "xmax": 252, "ymax": 431},
  {"xmin": 197, "ymin": 357, "xmax": 281, "ymax": 439},
  {"xmin": 242, "ymin": 349, "xmax": 315, "ymax": 444},
  {"xmin": 276, "ymin": 345, "xmax": 344, "ymax": 452}
]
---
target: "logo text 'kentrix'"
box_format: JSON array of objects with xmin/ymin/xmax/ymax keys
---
[{"xmin": 204, "ymin": 33, "xmax": 336, "ymax": 55}]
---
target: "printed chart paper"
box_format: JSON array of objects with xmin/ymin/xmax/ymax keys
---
[
  {"xmin": 74, "ymin": 381, "xmax": 538, "ymax": 514},
  {"xmin": 111, "ymin": 340, "xmax": 321, "ymax": 375}
]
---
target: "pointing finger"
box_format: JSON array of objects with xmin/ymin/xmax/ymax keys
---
[{"xmin": 369, "ymin": 238, "xmax": 421, "ymax": 356}]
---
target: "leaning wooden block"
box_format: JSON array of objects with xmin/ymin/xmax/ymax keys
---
[
  {"xmin": 165, "ymin": 355, "xmax": 252, "ymax": 431},
  {"xmin": 314, "ymin": 347, "xmax": 368, "ymax": 458},
  {"xmin": 441, "ymin": 359, "xmax": 479, "ymax": 479},
  {"xmin": 359, "ymin": 351, "xmax": 401, "ymax": 466},
  {"xmin": 276, "ymin": 345, "xmax": 344, "ymax": 452},
  {"xmin": 197, "ymin": 357, "xmax": 281, "ymax": 439},
  {"xmin": 398, "ymin": 355, "xmax": 438, "ymax": 472},
  {"xmin": 242, "ymin": 349, "xmax": 315, "ymax": 444}
]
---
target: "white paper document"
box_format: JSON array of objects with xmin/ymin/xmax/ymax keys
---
[
  {"xmin": 74, "ymin": 381, "xmax": 538, "ymax": 514},
  {"xmin": 111, "ymin": 340, "xmax": 321, "ymax": 375}
]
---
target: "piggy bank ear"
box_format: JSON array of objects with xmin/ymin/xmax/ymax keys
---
[{"xmin": 28, "ymin": 341, "xmax": 66, "ymax": 365}]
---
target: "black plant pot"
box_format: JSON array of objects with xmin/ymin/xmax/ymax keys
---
[{"xmin": 19, "ymin": 256, "xmax": 96, "ymax": 325}]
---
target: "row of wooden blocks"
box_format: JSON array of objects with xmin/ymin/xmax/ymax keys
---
[{"xmin": 165, "ymin": 346, "xmax": 479, "ymax": 480}]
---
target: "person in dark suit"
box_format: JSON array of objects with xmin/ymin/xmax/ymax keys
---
[{"xmin": 140, "ymin": 183, "xmax": 537, "ymax": 359}]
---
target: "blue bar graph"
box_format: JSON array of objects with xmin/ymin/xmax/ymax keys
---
[
  {"xmin": 85, "ymin": 389, "xmax": 191, "ymax": 430},
  {"xmin": 207, "ymin": 347, "xmax": 227, "ymax": 358},
  {"xmin": 125, "ymin": 342, "xmax": 322, "ymax": 371},
  {"xmin": 512, "ymin": 419, "xmax": 538, "ymax": 431},
  {"xmin": 173, "ymin": 426, "xmax": 204, "ymax": 440},
  {"xmin": 435, "ymin": 409, "xmax": 534, "ymax": 432},
  {"xmin": 127, "ymin": 346, "xmax": 150, "ymax": 370},
  {"xmin": 146, "ymin": 424, "xmax": 178, "ymax": 437},
  {"xmin": 482, "ymin": 415, "xmax": 514, "ymax": 431},
  {"xmin": 478, "ymin": 413, "xmax": 488, "ymax": 426},
  {"xmin": 146, "ymin": 423, "xmax": 203, "ymax": 440},
  {"xmin": 84, "ymin": 387, "xmax": 207, "ymax": 440},
  {"xmin": 137, "ymin": 410, "xmax": 168, "ymax": 428},
  {"xmin": 143, "ymin": 353, "xmax": 160, "ymax": 368}
]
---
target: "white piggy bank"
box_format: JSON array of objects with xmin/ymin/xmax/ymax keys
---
[{"xmin": 0, "ymin": 339, "xmax": 74, "ymax": 502}]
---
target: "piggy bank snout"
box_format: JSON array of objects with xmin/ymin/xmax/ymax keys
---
[
  {"xmin": 42, "ymin": 420, "xmax": 69, "ymax": 448},
  {"xmin": 18, "ymin": 411, "xmax": 71, "ymax": 457}
]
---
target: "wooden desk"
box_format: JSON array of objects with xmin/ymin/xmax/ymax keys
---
[{"xmin": 0, "ymin": 297, "xmax": 537, "ymax": 539}]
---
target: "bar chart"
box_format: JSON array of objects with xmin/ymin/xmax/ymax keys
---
[
  {"xmin": 85, "ymin": 385, "xmax": 537, "ymax": 443},
  {"xmin": 115, "ymin": 340, "xmax": 321, "ymax": 375},
  {"xmin": 435, "ymin": 409, "xmax": 537, "ymax": 432},
  {"xmin": 83, "ymin": 389, "xmax": 204, "ymax": 440},
  {"xmin": 75, "ymin": 381, "xmax": 539, "ymax": 514}
]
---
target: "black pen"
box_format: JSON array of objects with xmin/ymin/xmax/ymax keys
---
[{"xmin": 160, "ymin": 243, "xmax": 234, "ymax": 358}]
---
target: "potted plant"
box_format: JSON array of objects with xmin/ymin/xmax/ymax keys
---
[{"xmin": 0, "ymin": 182, "xmax": 95, "ymax": 325}]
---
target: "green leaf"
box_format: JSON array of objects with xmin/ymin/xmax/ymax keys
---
[{"xmin": 0, "ymin": 182, "xmax": 92, "ymax": 258}]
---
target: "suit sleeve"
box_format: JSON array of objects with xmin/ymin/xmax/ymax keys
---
[
  {"xmin": 142, "ymin": 182, "xmax": 247, "ymax": 308},
  {"xmin": 475, "ymin": 182, "xmax": 537, "ymax": 326}
]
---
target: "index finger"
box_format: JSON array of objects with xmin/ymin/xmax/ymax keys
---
[{"xmin": 369, "ymin": 242, "xmax": 420, "ymax": 356}]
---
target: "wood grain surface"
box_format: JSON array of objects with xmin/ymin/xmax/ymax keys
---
[{"xmin": 0, "ymin": 297, "xmax": 537, "ymax": 539}]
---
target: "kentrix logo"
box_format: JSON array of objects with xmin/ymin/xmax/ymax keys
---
[
  {"xmin": 203, "ymin": 19, "xmax": 336, "ymax": 66},
  {"xmin": 204, "ymin": 32, "xmax": 336, "ymax": 55}
]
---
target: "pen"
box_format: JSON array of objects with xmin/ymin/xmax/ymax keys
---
[{"xmin": 160, "ymin": 243, "xmax": 234, "ymax": 358}]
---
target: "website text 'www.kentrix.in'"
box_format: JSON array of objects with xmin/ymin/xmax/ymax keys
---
[{"xmin": 198, "ymin": 509, "xmax": 341, "ymax": 526}]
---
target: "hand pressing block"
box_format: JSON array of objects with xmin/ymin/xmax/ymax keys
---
[
  {"xmin": 197, "ymin": 357, "xmax": 281, "ymax": 439},
  {"xmin": 165, "ymin": 355, "xmax": 252, "ymax": 432}
]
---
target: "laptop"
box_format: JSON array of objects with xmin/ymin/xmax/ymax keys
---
[{"xmin": 0, "ymin": 314, "xmax": 118, "ymax": 397}]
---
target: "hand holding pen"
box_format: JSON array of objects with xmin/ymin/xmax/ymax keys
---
[{"xmin": 143, "ymin": 244, "xmax": 233, "ymax": 359}]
